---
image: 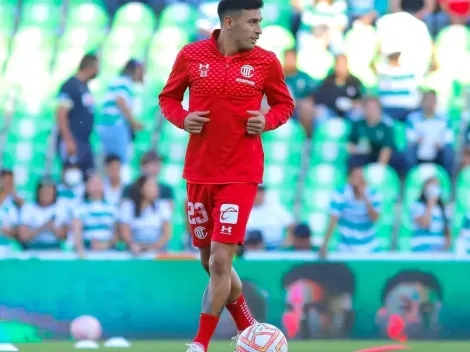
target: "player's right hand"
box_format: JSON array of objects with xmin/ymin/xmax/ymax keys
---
[{"xmin": 184, "ymin": 111, "xmax": 210, "ymax": 134}]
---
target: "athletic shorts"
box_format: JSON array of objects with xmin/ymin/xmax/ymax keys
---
[{"xmin": 186, "ymin": 183, "xmax": 258, "ymax": 248}]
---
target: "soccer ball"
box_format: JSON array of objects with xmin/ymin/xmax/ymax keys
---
[
  {"xmin": 236, "ymin": 323, "xmax": 288, "ymax": 352},
  {"xmin": 70, "ymin": 315, "xmax": 102, "ymax": 341}
]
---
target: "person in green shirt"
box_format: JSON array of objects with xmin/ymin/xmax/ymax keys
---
[
  {"xmin": 348, "ymin": 96, "xmax": 406, "ymax": 175},
  {"xmin": 283, "ymin": 49, "xmax": 318, "ymax": 136}
]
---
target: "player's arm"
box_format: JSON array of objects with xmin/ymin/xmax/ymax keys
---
[
  {"xmin": 158, "ymin": 49, "xmax": 191, "ymax": 129},
  {"xmin": 56, "ymin": 84, "xmax": 77, "ymax": 155},
  {"xmin": 263, "ymin": 56, "xmax": 295, "ymax": 132}
]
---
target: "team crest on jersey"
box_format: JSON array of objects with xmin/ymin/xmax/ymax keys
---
[
  {"xmin": 241, "ymin": 65, "xmax": 255, "ymax": 78},
  {"xmin": 199, "ymin": 64, "xmax": 210, "ymax": 77}
]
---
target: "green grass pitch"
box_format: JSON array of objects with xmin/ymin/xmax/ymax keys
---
[{"xmin": 13, "ymin": 340, "xmax": 470, "ymax": 352}]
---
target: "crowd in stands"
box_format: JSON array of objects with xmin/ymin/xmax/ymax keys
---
[{"xmin": 1, "ymin": 0, "xmax": 470, "ymax": 257}]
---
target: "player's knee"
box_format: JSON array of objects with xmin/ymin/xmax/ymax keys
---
[{"xmin": 208, "ymin": 252, "xmax": 231, "ymax": 277}]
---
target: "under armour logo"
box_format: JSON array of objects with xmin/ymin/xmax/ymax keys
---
[
  {"xmin": 199, "ymin": 63, "xmax": 210, "ymax": 77},
  {"xmin": 221, "ymin": 226, "xmax": 232, "ymax": 235}
]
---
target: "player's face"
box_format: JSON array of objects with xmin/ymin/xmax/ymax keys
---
[{"xmin": 231, "ymin": 9, "xmax": 262, "ymax": 51}]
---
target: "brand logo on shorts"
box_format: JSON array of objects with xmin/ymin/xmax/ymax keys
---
[
  {"xmin": 220, "ymin": 204, "xmax": 239, "ymax": 224},
  {"xmin": 194, "ymin": 226, "xmax": 207, "ymax": 239},
  {"xmin": 221, "ymin": 226, "xmax": 232, "ymax": 235}
]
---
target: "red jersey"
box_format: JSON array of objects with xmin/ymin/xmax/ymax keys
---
[{"xmin": 158, "ymin": 30, "xmax": 295, "ymax": 184}]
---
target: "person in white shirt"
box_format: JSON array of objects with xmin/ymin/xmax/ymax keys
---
[
  {"xmin": 18, "ymin": 179, "xmax": 68, "ymax": 249},
  {"xmin": 72, "ymin": 172, "xmax": 119, "ymax": 257},
  {"xmin": 120, "ymin": 175, "xmax": 172, "ymax": 255},
  {"xmin": 103, "ymin": 155, "xmax": 127, "ymax": 206},
  {"xmin": 246, "ymin": 185, "xmax": 295, "ymax": 250},
  {"xmin": 406, "ymin": 90, "xmax": 454, "ymax": 176}
]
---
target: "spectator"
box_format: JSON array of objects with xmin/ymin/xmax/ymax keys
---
[
  {"xmin": 283, "ymin": 223, "xmax": 317, "ymax": 251},
  {"xmin": 320, "ymin": 165, "xmax": 382, "ymax": 257},
  {"xmin": 243, "ymin": 230, "xmax": 265, "ymax": 251},
  {"xmin": 103, "ymin": 155, "xmax": 127, "ymax": 206},
  {"xmin": 377, "ymin": 50, "xmax": 421, "ymax": 121},
  {"xmin": 18, "ymin": 180, "xmax": 67, "ymax": 250},
  {"xmin": 440, "ymin": 0, "xmax": 470, "ymax": 24},
  {"xmin": 0, "ymin": 173, "xmax": 20, "ymax": 245},
  {"xmin": 0, "ymin": 169, "xmax": 24, "ymax": 209},
  {"xmin": 348, "ymin": 96, "xmax": 406, "ymax": 175},
  {"xmin": 246, "ymin": 185, "xmax": 295, "ymax": 250},
  {"xmin": 348, "ymin": 0, "xmax": 381, "ymax": 26},
  {"xmin": 283, "ymin": 49, "xmax": 318, "ymax": 136},
  {"xmin": 406, "ymin": 90, "xmax": 454, "ymax": 176},
  {"xmin": 122, "ymin": 151, "xmax": 174, "ymax": 205},
  {"xmin": 72, "ymin": 173, "xmax": 118, "ymax": 258},
  {"xmin": 98, "ymin": 60, "xmax": 144, "ymax": 166},
  {"xmin": 314, "ymin": 55, "xmax": 363, "ymax": 119},
  {"xmin": 301, "ymin": 0, "xmax": 348, "ymax": 53},
  {"xmin": 119, "ymin": 176, "xmax": 172, "ymax": 255},
  {"xmin": 57, "ymin": 162, "xmax": 85, "ymax": 223},
  {"xmin": 56, "ymin": 54, "xmax": 99, "ymax": 174},
  {"xmin": 410, "ymin": 177, "xmax": 450, "ymax": 252}
]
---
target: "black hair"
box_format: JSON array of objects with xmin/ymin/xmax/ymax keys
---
[
  {"xmin": 35, "ymin": 180, "xmax": 57, "ymax": 206},
  {"xmin": 105, "ymin": 154, "xmax": 122, "ymax": 165},
  {"xmin": 129, "ymin": 175, "xmax": 156, "ymax": 218},
  {"xmin": 381, "ymin": 270, "xmax": 443, "ymax": 304},
  {"xmin": 217, "ymin": 0, "xmax": 264, "ymax": 22},
  {"xmin": 347, "ymin": 164, "xmax": 362, "ymax": 177},
  {"xmin": 121, "ymin": 59, "xmax": 141, "ymax": 77},
  {"xmin": 418, "ymin": 178, "xmax": 448, "ymax": 231},
  {"xmin": 283, "ymin": 263, "xmax": 355, "ymax": 295},
  {"xmin": 79, "ymin": 54, "xmax": 98, "ymax": 70},
  {"xmin": 0, "ymin": 169, "xmax": 13, "ymax": 177}
]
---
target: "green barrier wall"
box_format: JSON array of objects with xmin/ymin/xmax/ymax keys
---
[{"xmin": 0, "ymin": 260, "xmax": 469, "ymax": 342}]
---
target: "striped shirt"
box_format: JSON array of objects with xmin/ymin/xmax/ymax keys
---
[
  {"xmin": 57, "ymin": 184, "xmax": 84, "ymax": 224},
  {"xmin": 0, "ymin": 197, "xmax": 19, "ymax": 245},
  {"xmin": 406, "ymin": 111, "xmax": 453, "ymax": 160},
  {"xmin": 411, "ymin": 201, "xmax": 447, "ymax": 252},
  {"xmin": 377, "ymin": 63, "xmax": 421, "ymax": 110},
  {"xmin": 100, "ymin": 75, "xmax": 134, "ymax": 126},
  {"xmin": 73, "ymin": 200, "xmax": 118, "ymax": 242},
  {"xmin": 330, "ymin": 185, "xmax": 382, "ymax": 253},
  {"xmin": 460, "ymin": 214, "xmax": 470, "ymax": 254},
  {"xmin": 119, "ymin": 199, "xmax": 171, "ymax": 244},
  {"xmin": 20, "ymin": 202, "xmax": 68, "ymax": 247}
]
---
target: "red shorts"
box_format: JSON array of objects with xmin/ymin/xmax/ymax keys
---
[{"xmin": 186, "ymin": 183, "xmax": 258, "ymax": 248}]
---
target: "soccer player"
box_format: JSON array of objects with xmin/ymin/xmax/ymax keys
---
[{"xmin": 158, "ymin": 0, "xmax": 295, "ymax": 351}]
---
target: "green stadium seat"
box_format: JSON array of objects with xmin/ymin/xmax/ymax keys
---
[
  {"xmin": 159, "ymin": 163, "xmax": 185, "ymax": 189},
  {"xmin": 297, "ymin": 44, "xmax": 334, "ymax": 81},
  {"xmin": 262, "ymin": 1, "xmax": 293, "ymax": 29},
  {"xmin": 159, "ymin": 2, "xmax": 199, "ymax": 32},
  {"xmin": 364, "ymin": 163, "xmax": 400, "ymax": 203},
  {"xmin": 19, "ymin": 1, "xmax": 61, "ymax": 32},
  {"xmin": 0, "ymin": 1, "xmax": 18, "ymax": 35},
  {"xmin": 262, "ymin": 119, "xmax": 306, "ymax": 142},
  {"xmin": 104, "ymin": 27, "xmax": 148, "ymax": 57},
  {"xmin": 0, "ymin": 34, "xmax": 10, "ymax": 77},
  {"xmin": 58, "ymin": 27, "xmax": 104, "ymax": 52},
  {"xmin": 393, "ymin": 120, "xmax": 407, "ymax": 152},
  {"xmin": 456, "ymin": 166, "xmax": 470, "ymax": 211},
  {"xmin": 311, "ymin": 142, "xmax": 348, "ymax": 166},
  {"xmin": 435, "ymin": 25, "xmax": 470, "ymax": 83},
  {"xmin": 313, "ymin": 117, "xmax": 350, "ymax": 143},
  {"xmin": 256, "ymin": 26, "xmax": 296, "ymax": 64},
  {"xmin": 112, "ymin": 2, "xmax": 156, "ymax": 38},
  {"xmin": 66, "ymin": 2, "xmax": 109, "ymax": 31}
]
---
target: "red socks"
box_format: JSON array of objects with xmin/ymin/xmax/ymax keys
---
[
  {"xmin": 226, "ymin": 293, "xmax": 257, "ymax": 332},
  {"xmin": 193, "ymin": 313, "xmax": 220, "ymax": 351}
]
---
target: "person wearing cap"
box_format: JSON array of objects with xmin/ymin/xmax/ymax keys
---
[
  {"xmin": 245, "ymin": 184, "xmax": 295, "ymax": 250},
  {"xmin": 283, "ymin": 223, "xmax": 318, "ymax": 251},
  {"xmin": 97, "ymin": 59, "xmax": 144, "ymax": 165},
  {"xmin": 122, "ymin": 151, "xmax": 174, "ymax": 205}
]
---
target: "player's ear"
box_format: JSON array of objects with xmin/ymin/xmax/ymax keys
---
[{"xmin": 224, "ymin": 16, "xmax": 234, "ymax": 30}]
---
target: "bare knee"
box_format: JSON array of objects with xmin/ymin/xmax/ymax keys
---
[{"xmin": 209, "ymin": 252, "xmax": 232, "ymax": 277}]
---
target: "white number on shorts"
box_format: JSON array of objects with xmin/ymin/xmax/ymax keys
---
[{"xmin": 188, "ymin": 202, "xmax": 209, "ymax": 225}]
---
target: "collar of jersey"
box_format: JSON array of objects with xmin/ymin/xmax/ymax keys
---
[{"xmin": 211, "ymin": 29, "xmax": 253, "ymax": 59}]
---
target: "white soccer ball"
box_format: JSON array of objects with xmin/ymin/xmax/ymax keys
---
[
  {"xmin": 70, "ymin": 315, "xmax": 102, "ymax": 341},
  {"xmin": 236, "ymin": 323, "xmax": 288, "ymax": 352}
]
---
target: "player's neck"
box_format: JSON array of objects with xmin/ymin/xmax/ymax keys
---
[
  {"xmin": 216, "ymin": 30, "xmax": 239, "ymax": 57},
  {"xmin": 76, "ymin": 71, "xmax": 88, "ymax": 82}
]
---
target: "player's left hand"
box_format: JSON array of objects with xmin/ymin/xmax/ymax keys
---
[{"xmin": 247, "ymin": 110, "xmax": 266, "ymax": 135}]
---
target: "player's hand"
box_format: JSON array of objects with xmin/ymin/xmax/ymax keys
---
[
  {"xmin": 247, "ymin": 111, "xmax": 266, "ymax": 135},
  {"xmin": 184, "ymin": 111, "xmax": 210, "ymax": 134},
  {"xmin": 65, "ymin": 137, "xmax": 77, "ymax": 156}
]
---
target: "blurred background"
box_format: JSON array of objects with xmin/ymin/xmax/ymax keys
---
[{"xmin": 1, "ymin": 0, "xmax": 470, "ymax": 345}]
